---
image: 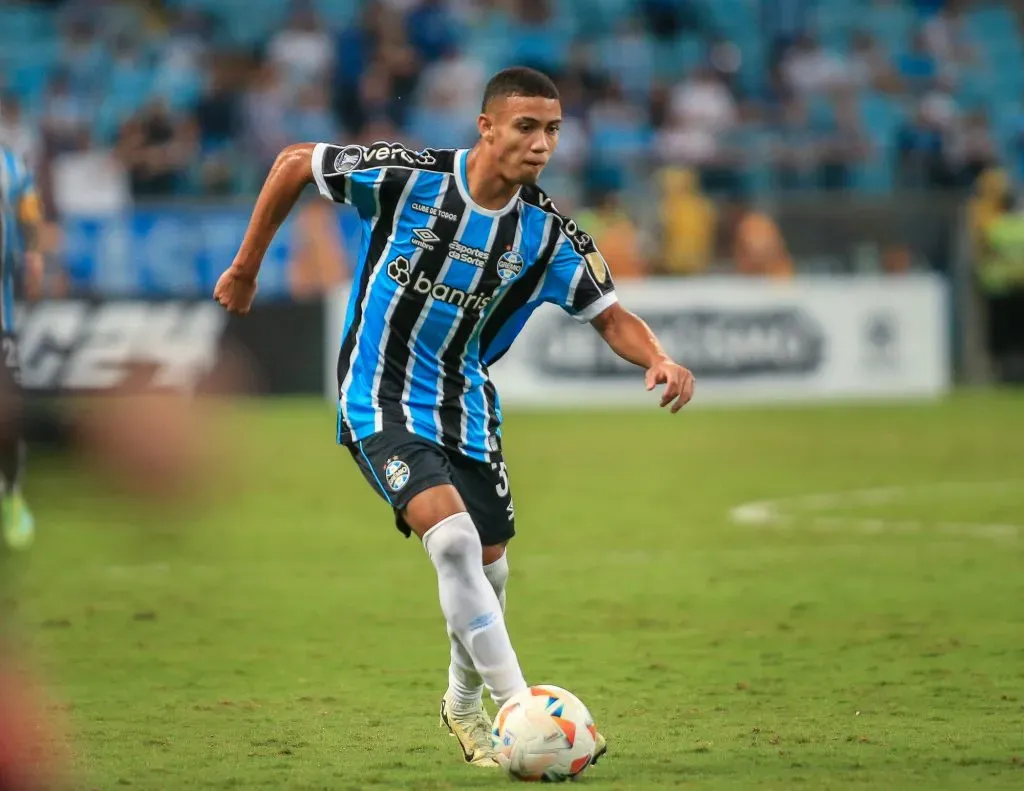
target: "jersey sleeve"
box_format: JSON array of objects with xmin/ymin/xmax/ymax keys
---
[
  {"xmin": 310, "ymin": 141, "xmax": 443, "ymax": 220},
  {"xmin": 310, "ymin": 142, "xmax": 386, "ymax": 220},
  {"xmin": 541, "ymin": 225, "xmax": 618, "ymax": 323}
]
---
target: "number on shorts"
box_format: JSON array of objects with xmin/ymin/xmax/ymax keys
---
[{"xmin": 493, "ymin": 461, "xmax": 509, "ymax": 498}]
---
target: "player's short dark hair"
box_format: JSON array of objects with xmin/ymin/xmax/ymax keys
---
[{"xmin": 481, "ymin": 67, "xmax": 560, "ymax": 112}]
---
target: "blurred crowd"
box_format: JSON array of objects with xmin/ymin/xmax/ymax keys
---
[{"xmin": 2, "ymin": 0, "xmax": 1024, "ymax": 283}]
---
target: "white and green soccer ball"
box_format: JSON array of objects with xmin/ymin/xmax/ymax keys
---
[{"xmin": 491, "ymin": 685, "xmax": 598, "ymax": 783}]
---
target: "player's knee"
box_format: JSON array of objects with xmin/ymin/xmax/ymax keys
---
[
  {"xmin": 423, "ymin": 512, "xmax": 482, "ymax": 573},
  {"xmin": 483, "ymin": 550, "xmax": 508, "ymax": 586},
  {"xmin": 481, "ymin": 542, "xmax": 506, "ymax": 566}
]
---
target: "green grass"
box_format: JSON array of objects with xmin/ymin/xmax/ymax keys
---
[{"xmin": 7, "ymin": 392, "xmax": 1024, "ymax": 789}]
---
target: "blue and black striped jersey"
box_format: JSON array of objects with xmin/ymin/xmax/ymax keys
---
[
  {"xmin": 312, "ymin": 141, "xmax": 617, "ymax": 462},
  {"xmin": 0, "ymin": 147, "xmax": 36, "ymax": 333}
]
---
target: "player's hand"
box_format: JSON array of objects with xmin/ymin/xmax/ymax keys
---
[
  {"xmin": 213, "ymin": 264, "xmax": 258, "ymax": 315},
  {"xmin": 645, "ymin": 359, "xmax": 695, "ymax": 413}
]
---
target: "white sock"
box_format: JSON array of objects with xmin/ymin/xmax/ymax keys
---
[
  {"xmin": 424, "ymin": 513, "xmax": 525, "ymax": 710},
  {"xmin": 447, "ymin": 553, "xmax": 510, "ymax": 713}
]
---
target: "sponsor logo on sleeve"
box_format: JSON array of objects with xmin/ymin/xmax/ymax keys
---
[
  {"xmin": 333, "ymin": 146, "xmax": 364, "ymax": 174},
  {"xmin": 585, "ymin": 251, "xmax": 608, "ymax": 285}
]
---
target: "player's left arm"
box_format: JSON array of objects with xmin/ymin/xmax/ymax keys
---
[
  {"xmin": 543, "ymin": 226, "xmax": 694, "ymax": 413},
  {"xmin": 591, "ymin": 303, "xmax": 694, "ymax": 413},
  {"xmin": 14, "ymin": 160, "xmax": 45, "ymax": 302}
]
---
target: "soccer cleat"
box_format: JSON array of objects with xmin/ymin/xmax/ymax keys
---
[
  {"xmin": 1, "ymin": 489, "xmax": 34, "ymax": 551},
  {"xmin": 590, "ymin": 730, "xmax": 608, "ymax": 766},
  {"xmin": 439, "ymin": 692, "xmax": 499, "ymax": 768}
]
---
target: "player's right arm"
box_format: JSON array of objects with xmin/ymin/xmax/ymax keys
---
[{"xmin": 216, "ymin": 141, "xmax": 413, "ymax": 314}]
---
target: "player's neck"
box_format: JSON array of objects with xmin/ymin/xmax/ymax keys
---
[{"xmin": 465, "ymin": 146, "xmax": 519, "ymax": 211}]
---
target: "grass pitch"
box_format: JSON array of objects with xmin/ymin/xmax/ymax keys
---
[{"xmin": 7, "ymin": 392, "xmax": 1024, "ymax": 789}]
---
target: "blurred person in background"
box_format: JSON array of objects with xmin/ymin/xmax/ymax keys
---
[
  {"xmin": 600, "ymin": 17, "xmax": 657, "ymax": 106},
  {"xmin": 897, "ymin": 28, "xmax": 942, "ymax": 96},
  {"xmin": 332, "ymin": 1, "xmax": 387, "ymax": 134},
  {"xmin": 970, "ymin": 170, "xmax": 1024, "ymax": 380},
  {"xmin": 405, "ymin": 0, "xmax": 459, "ymax": 66},
  {"xmin": 725, "ymin": 191, "xmax": 793, "ymax": 278},
  {"xmin": 507, "ymin": 0, "xmax": 568, "ymax": 76},
  {"xmin": 159, "ymin": 7, "xmax": 213, "ymax": 78},
  {"xmin": 418, "ymin": 43, "xmax": 488, "ymax": 123},
  {"xmin": 371, "ymin": 22, "xmax": 422, "ymax": 130},
  {"xmin": 944, "ymin": 110, "xmax": 998, "ymax": 190},
  {"xmin": 0, "ymin": 361, "xmax": 248, "ymax": 788},
  {"xmin": 817, "ymin": 89, "xmax": 871, "ymax": 191},
  {"xmin": 0, "ymin": 146, "xmax": 45, "ymax": 552},
  {"xmin": 922, "ymin": 0, "xmax": 977, "ymax": 71},
  {"xmin": 116, "ymin": 98, "xmax": 197, "ymax": 198},
  {"xmin": 848, "ymin": 29, "xmax": 902, "ymax": 94},
  {"xmin": 0, "ymin": 97, "xmax": 40, "ymax": 174},
  {"xmin": 38, "ymin": 70, "xmax": 91, "ymax": 158},
  {"xmin": 412, "ymin": 42, "xmax": 487, "ymax": 147},
  {"xmin": 49, "ymin": 127, "xmax": 131, "ymax": 217},
  {"xmin": 286, "ymin": 84, "xmax": 340, "ymax": 149},
  {"xmin": 244, "ymin": 60, "xmax": 292, "ymax": 178},
  {"xmin": 781, "ymin": 33, "xmax": 853, "ymax": 97},
  {"xmin": 577, "ymin": 189, "xmax": 647, "ymax": 281},
  {"xmin": 707, "ymin": 34, "xmax": 745, "ymax": 101},
  {"xmin": 56, "ymin": 16, "xmax": 105, "ymax": 97},
  {"xmin": 894, "ymin": 99, "xmax": 946, "ymax": 190},
  {"xmin": 659, "ymin": 63, "xmax": 742, "ymax": 195},
  {"xmin": 968, "ymin": 166, "xmax": 1010, "ymax": 256},
  {"xmin": 655, "ymin": 166, "xmax": 716, "ymax": 275},
  {"xmin": 761, "ymin": 0, "xmax": 815, "ymax": 67},
  {"xmin": 194, "ymin": 56, "xmax": 245, "ymax": 196},
  {"xmin": 585, "ymin": 77, "xmax": 651, "ymax": 177},
  {"xmin": 771, "ymin": 96, "xmax": 822, "ymax": 190},
  {"xmin": 641, "ymin": 0, "xmax": 715, "ymax": 41},
  {"xmin": 268, "ymin": 0, "xmax": 334, "ymax": 87}
]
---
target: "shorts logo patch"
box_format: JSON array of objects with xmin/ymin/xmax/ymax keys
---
[
  {"xmin": 333, "ymin": 145, "xmax": 363, "ymax": 174},
  {"xmin": 496, "ymin": 250, "xmax": 525, "ymax": 282},
  {"xmin": 586, "ymin": 251, "xmax": 609, "ymax": 284},
  {"xmin": 384, "ymin": 457, "xmax": 410, "ymax": 491}
]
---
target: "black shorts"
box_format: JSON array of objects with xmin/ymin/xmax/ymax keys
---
[{"xmin": 347, "ymin": 428, "xmax": 515, "ymax": 546}]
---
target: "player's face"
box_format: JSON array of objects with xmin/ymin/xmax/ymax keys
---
[{"xmin": 482, "ymin": 95, "xmax": 561, "ymax": 185}]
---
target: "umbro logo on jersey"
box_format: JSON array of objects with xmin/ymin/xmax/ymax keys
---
[
  {"xmin": 413, "ymin": 228, "xmax": 440, "ymax": 243},
  {"xmin": 411, "ymin": 227, "xmax": 441, "ymax": 251}
]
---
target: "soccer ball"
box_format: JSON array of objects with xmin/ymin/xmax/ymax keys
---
[{"xmin": 491, "ymin": 685, "xmax": 599, "ymax": 782}]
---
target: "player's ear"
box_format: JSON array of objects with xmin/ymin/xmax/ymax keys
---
[{"xmin": 478, "ymin": 113, "xmax": 494, "ymax": 143}]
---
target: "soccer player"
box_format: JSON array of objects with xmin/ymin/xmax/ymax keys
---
[
  {"xmin": 0, "ymin": 144, "xmax": 44, "ymax": 552},
  {"xmin": 214, "ymin": 67, "xmax": 695, "ymax": 769}
]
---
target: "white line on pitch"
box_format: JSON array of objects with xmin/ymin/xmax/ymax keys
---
[{"xmin": 728, "ymin": 481, "xmax": 1024, "ymax": 540}]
